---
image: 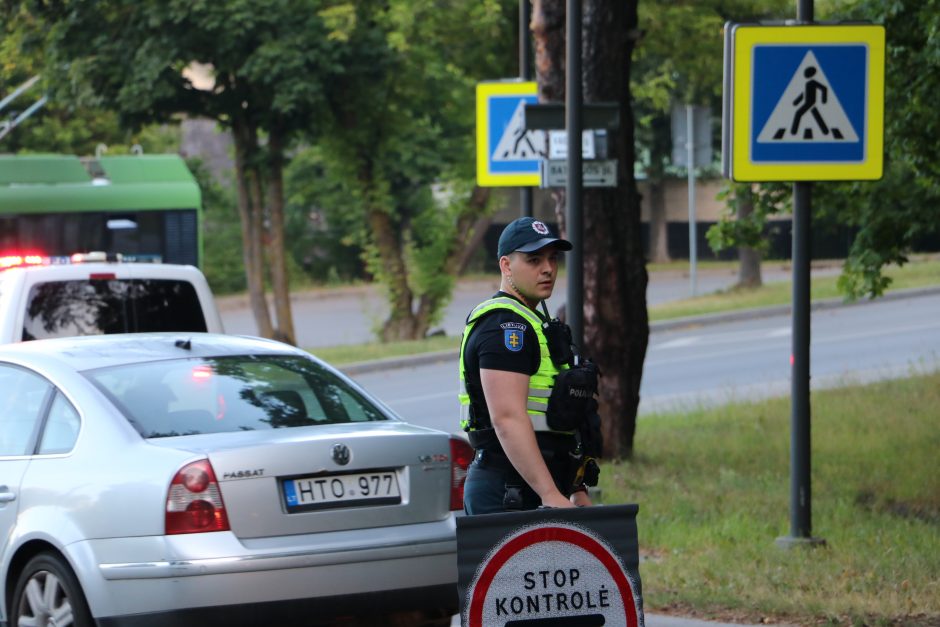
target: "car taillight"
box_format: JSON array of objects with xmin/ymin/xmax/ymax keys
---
[
  {"xmin": 165, "ymin": 459, "xmax": 230, "ymax": 535},
  {"xmin": 449, "ymin": 437, "xmax": 474, "ymax": 511}
]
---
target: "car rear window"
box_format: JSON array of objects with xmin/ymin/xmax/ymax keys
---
[
  {"xmin": 23, "ymin": 279, "xmax": 208, "ymax": 340},
  {"xmin": 84, "ymin": 355, "xmax": 388, "ymax": 438}
]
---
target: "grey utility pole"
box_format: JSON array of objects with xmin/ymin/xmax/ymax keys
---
[
  {"xmin": 565, "ymin": 0, "xmax": 584, "ymax": 349},
  {"xmin": 520, "ymin": 0, "xmax": 534, "ymax": 218}
]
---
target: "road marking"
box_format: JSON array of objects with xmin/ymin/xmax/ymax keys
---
[
  {"xmin": 647, "ymin": 319, "xmax": 940, "ymax": 368},
  {"xmin": 768, "ymin": 327, "xmax": 792, "ymax": 337},
  {"xmin": 656, "ymin": 337, "xmax": 700, "ymax": 349}
]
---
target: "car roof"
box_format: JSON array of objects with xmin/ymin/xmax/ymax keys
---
[{"xmin": 0, "ymin": 333, "xmax": 305, "ymax": 371}]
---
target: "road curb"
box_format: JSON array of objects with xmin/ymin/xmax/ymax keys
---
[{"xmin": 338, "ymin": 285, "xmax": 940, "ymax": 376}]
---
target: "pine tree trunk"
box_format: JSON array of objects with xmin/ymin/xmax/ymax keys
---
[
  {"xmin": 533, "ymin": 0, "xmax": 647, "ymax": 458},
  {"xmin": 582, "ymin": 0, "xmax": 647, "ymax": 459}
]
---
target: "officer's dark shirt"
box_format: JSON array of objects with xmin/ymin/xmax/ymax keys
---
[{"xmin": 463, "ymin": 292, "xmax": 546, "ymax": 429}]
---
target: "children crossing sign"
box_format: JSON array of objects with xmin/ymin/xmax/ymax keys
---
[
  {"xmin": 476, "ymin": 81, "xmax": 544, "ymax": 187},
  {"xmin": 722, "ymin": 23, "xmax": 885, "ymax": 181}
]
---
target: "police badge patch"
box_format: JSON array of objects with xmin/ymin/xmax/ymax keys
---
[{"xmin": 504, "ymin": 329, "xmax": 524, "ymax": 352}]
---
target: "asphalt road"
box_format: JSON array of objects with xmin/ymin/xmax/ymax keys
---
[
  {"xmin": 218, "ymin": 264, "xmax": 842, "ymax": 348},
  {"xmin": 348, "ymin": 292, "xmax": 940, "ymax": 434}
]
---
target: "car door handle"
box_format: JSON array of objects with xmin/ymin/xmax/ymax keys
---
[{"xmin": 0, "ymin": 487, "xmax": 15, "ymax": 503}]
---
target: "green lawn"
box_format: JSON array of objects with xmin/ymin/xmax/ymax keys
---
[{"xmin": 602, "ymin": 372, "xmax": 940, "ymax": 626}]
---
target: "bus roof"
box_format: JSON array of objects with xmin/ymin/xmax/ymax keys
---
[{"xmin": 0, "ymin": 154, "xmax": 201, "ymax": 213}]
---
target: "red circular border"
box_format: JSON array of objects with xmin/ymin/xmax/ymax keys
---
[{"xmin": 467, "ymin": 525, "xmax": 638, "ymax": 627}]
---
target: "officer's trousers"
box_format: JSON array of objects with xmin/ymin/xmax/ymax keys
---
[{"xmin": 462, "ymin": 449, "xmax": 542, "ymax": 515}]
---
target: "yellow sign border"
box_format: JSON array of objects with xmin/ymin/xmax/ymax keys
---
[
  {"xmin": 476, "ymin": 81, "xmax": 540, "ymax": 187},
  {"xmin": 730, "ymin": 24, "xmax": 885, "ymax": 181}
]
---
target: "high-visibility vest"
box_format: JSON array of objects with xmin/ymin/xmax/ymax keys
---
[{"xmin": 458, "ymin": 297, "xmax": 571, "ymax": 435}]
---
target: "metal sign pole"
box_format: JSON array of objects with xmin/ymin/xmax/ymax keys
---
[
  {"xmin": 565, "ymin": 0, "xmax": 583, "ymax": 349},
  {"xmin": 686, "ymin": 104, "xmax": 698, "ymax": 297},
  {"xmin": 778, "ymin": 0, "xmax": 825, "ymax": 548},
  {"xmin": 520, "ymin": 0, "xmax": 534, "ymax": 218}
]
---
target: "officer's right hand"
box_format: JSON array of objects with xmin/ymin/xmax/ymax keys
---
[{"xmin": 540, "ymin": 491, "xmax": 576, "ymax": 509}]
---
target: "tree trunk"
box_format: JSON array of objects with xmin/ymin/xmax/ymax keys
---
[
  {"xmin": 232, "ymin": 120, "xmax": 274, "ymax": 339},
  {"xmin": 736, "ymin": 186, "xmax": 763, "ymax": 288},
  {"xmin": 532, "ymin": 0, "xmax": 566, "ymax": 102},
  {"xmin": 648, "ymin": 178, "xmax": 671, "ymax": 263},
  {"xmin": 265, "ymin": 129, "xmax": 296, "ymax": 344},
  {"xmin": 368, "ymin": 206, "xmax": 417, "ymax": 342},
  {"xmin": 454, "ymin": 187, "xmax": 493, "ymax": 276},
  {"xmin": 582, "ymin": 0, "xmax": 647, "ymax": 459},
  {"xmin": 534, "ymin": 0, "xmax": 647, "ymax": 459}
]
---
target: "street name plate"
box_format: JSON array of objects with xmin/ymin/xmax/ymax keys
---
[{"xmin": 540, "ymin": 159, "xmax": 618, "ymax": 188}]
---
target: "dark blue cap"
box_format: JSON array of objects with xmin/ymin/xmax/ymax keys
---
[{"xmin": 497, "ymin": 217, "xmax": 573, "ymax": 258}]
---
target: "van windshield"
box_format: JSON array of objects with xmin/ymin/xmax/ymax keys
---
[{"xmin": 23, "ymin": 279, "xmax": 207, "ymax": 340}]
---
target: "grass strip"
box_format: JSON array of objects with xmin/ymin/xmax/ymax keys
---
[{"xmin": 602, "ymin": 371, "xmax": 940, "ymax": 625}]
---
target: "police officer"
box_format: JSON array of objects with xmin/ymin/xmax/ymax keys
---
[{"xmin": 459, "ymin": 217, "xmax": 594, "ymax": 515}]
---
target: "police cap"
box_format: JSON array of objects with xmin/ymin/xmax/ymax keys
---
[{"xmin": 497, "ymin": 217, "xmax": 573, "ymax": 258}]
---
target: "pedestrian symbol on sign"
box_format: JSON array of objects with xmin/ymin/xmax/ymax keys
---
[
  {"xmin": 757, "ymin": 50, "xmax": 858, "ymax": 144},
  {"xmin": 492, "ymin": 101, "xmax": 546, "ymax": 161}
]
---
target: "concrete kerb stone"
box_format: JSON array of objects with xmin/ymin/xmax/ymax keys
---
[{"xmin": 338, "ymin": 285, "xmax": 940, "ymax": 376}]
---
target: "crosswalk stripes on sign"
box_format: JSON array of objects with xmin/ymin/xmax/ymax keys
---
[{"xmin": 757, "ymin": 50, "xmax": 858, "ymax": 144}]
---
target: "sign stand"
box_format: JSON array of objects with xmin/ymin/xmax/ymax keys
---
[
  {"xmin": 723, "ymin": 0, "xmax": 885, "ymax": 547},
  {"xmin": 457, "ymin": 505, "xmax": 644, "ymax": 627}
]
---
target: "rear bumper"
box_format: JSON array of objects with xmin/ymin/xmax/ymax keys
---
[
  {"xmin": 66, "ymin": 518, "xmax": 458, "ymax": 621},
  {"xmin": 95, "ymin": 584, "xmax": 457, "ymax": 627},
  {"xmin": 98, "ymin": 531, "xmax": 455, "ymax": 580}
]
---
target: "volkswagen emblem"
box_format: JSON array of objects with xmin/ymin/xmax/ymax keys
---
[{"xmin": 331, "ymin": 443, "xmax": 351, "ymax": 466}]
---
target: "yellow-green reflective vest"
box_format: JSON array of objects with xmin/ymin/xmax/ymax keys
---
[{"xmin": 458, "ymin": 297, "xmax": 571, "ymax": 435}]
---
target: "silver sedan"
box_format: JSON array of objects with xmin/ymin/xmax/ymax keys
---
[{"xmin": 0, "ymin": 333, "xmax": 472, "ymax": 627}]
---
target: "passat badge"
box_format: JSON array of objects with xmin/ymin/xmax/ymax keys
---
[{"xmin": 504, "ymin": 329, "xmax": 524, "ymax": 352}]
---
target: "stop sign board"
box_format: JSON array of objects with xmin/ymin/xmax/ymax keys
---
[{"xmin": 458, "ymin": 505, "xmax": 644, "ymax": 627}]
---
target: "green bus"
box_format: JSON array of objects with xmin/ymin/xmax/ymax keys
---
[{"xmin": 0, "ymin": 153, "xmax": 203, "ymax": 266}]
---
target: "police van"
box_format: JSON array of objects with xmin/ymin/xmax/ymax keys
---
[{"xmin": 0, "ymin": 251, "xmax": 223, "ymax": 344}]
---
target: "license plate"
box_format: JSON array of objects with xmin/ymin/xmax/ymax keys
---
[{"xmin": 283, "ymin": 470, "xmax": 401, "ymax": 512}]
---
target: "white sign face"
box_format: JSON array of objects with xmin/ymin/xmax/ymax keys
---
[
  {"xmin": 463, "ymin": 523, "xmax": 641, "ymax": 627},
  {"xmin": 548, "ymin": 130, "xmax": 596, "ymax": 159},
  {"xmin": 541, "ymin": 159, "xmax": 618, "ymax": 188}
]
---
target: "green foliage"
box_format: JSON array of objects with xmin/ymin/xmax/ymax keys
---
[
  {"xmin": 0, "ymin": 6, "xmax": 128, "ymax": 154},
  {"xmin": 632, "ymin": 1, "xmax": 792, "ymax": 176},
  {"xmin": 187, "ymin": 159, "xmax": 246, "ymax": 294},
  {"xmin": 706, "ymin": 182, "xmax": 790, "ymax": 255},
  {"xmin": 295, "ymin": 0, "xmax": 516, "ymax": 335}
]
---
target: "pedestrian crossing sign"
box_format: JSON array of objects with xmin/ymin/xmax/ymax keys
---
[
  {"xmin": 476, "ymin": 81, "xmax": 544, "ymax": 187},
  {"xmin": 722, "ymin": 23, "xmax": 885, "ymax": 181}
]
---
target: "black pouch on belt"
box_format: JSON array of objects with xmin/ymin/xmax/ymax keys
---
[{"xmin": 546, "ymin": 361, "xmax": 599, "ymax": 432}]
